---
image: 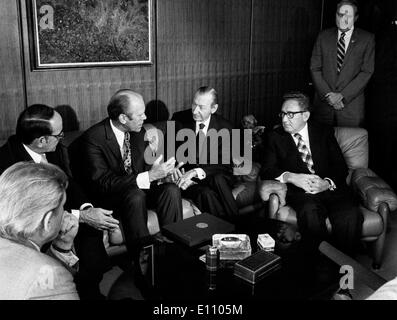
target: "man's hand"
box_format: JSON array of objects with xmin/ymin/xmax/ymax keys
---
[
  {"xmin": 307, "ymin": 175, "xmax": 330, "ymax": 194},
  {"xmin": 332, "ymin": 100, "xmax": 345, "ymax": 110},
  {"xmin": 177, "ymin": 169, "xmax": 198, "ymax": 190},
  {"xmin": 52, "ymin": 211, "xmax": 79, "ymax": 251},
  {"xmin": 80, "ymin": 207, "xmax": 119, "ymax": 231},
  {"xmin": 163, "ymin": 162, "xmax": 184, "ymax": 184},
  {"xmin": 149, "ymin": 155, "xmax": 176, "ymax": 182},
  {"xmin": 284, "ymin": 173, "xmax": 317, "ymax": 193},
  {"xmin": 325, "ymin": 92, "xmax": 344, "ymax": 106}
]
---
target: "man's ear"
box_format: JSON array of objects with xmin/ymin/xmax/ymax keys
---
[
  {"xmin": 36, "ymin": 136, "xmax": 47, "ymax": 147},
  {"xmin": 304, "ymin": 111, "xmax": 311, "ymax": 122},
  {"xmin": 42, "ymin": 210, "xmax": 54, "ymax": 232},
  {"xmin": 210, "ymin": 104, "xmax": 218, "ymax": 114},
  {"xmin": 119, "ymin": 114, "xmax": 126, "ymax": 125}
]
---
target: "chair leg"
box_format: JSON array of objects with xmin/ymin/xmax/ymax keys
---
[{"xmin": 371, "ymin": 202, "xmax": 389, "ymax": 270}]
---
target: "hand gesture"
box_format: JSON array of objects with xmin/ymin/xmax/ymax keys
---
[
  {"xmin": 52, "ymin": 211, "xmax": 79, "ymax": 251},
  {"xmin": 80, "ymin": 207, "xmax": 119, "ymax": 231},
  {"xmin": 149, "ymin": 155, "xmax": 176, "ymax": 182},
  {"xmin": 163, "ymin": 162, "xmax": 184, "ymax": 184},
  {"xmin": 325, "ymin": 92, "xmax": 343, "ymax": 106},
  {"xmin": 177, "ymin": 169, "xmax": 198, "ymax": 190}
]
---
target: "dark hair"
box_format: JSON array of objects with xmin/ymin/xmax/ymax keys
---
[
  {"xmin": 195, "ymin": 86, "xmax": 218, "ymax": 106},
  {"xmin": 107, "ymin": 89, "xmax": 134, "ymax": 120},
  {"xmin": 16, "ymin": 104, "xmax": 55, "ymax": 145},
  {"xmin": 337, "ymin": 0, "xmax": 359, "ymax": 16},
  {"xmin": 282, "ymin": 92, "xmax": 310, "ymax": 111}
]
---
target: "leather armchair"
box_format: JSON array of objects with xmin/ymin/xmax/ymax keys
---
[{"xmin": 260, "ymin": 127, "xmax": 397, "ymax": 269}]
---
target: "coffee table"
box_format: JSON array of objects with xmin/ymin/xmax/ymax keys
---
[{"xmin": 151, "ymin": 217, "xmax": 341, "ymax": 300}]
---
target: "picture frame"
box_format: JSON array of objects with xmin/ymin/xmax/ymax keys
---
[{"xmin": 27, "ymin": 0, "xmax": 153, "ymax": 70}]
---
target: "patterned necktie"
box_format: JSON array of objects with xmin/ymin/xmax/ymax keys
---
[
  {"xmin": 123, "ymin": 132, "xmax": 132, "ymax": 174},
  {"xmin": 196, "ymin": 123, "xmax": 206, "ymax": 163},
  {"xmin": 294, "ymin": 133, "xmax": 315, "ymax": 174},
  {"xmin": 337, "ymin": 32, "xmax": 346, "ymax": 74}
]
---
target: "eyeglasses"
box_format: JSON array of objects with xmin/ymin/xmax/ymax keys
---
[
  {"xmin": 278, "ymin": 111, "xmax": 306, "ymax": 119},
  {"xmin": 48, "ymin": 131, "xmax": 64, "ymax": 139}
]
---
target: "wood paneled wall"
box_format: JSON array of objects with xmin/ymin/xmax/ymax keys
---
[{"xmin": 0, "ymin": 0, "xmax": 322, "ymax": 142}]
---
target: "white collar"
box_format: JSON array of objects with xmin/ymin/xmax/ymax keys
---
[
  {"xmin": 109, "ymin": 119, "xmax": 126, "ymax": 150},
  {"xmin": 292, "ymin": 123, "xmax": 309, "ymax": 143},
  {"xmin": 196, "ymin": 115, "xmax": 212, "ymax": 134},
  {"xmin": 22, "ymin": 144, "xmax": 45, "ymax": 163},
  {"xmin": 338, "ymin": 26, "xmax": 354, "ymax": 38}
]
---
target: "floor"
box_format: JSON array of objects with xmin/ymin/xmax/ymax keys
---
[{"xmin": 100, "ymin": 210, "xmax": 397, "ymax": 300}]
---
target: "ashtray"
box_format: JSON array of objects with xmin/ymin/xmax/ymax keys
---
[
  {"xmin": 220, "ymin": 236, "xmax": 242, "ymax": 249},
  {"xmin": 212, "ymin": 234, "xmax": 252, "ymax": 260}
]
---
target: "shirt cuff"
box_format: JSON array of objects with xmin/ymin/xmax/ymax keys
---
[
  {"xmin": 71, "ymin": 210, "xmax": 80, "ymax": 221},
  {"xmin": 50, "ymin": 245, "xmax": 79, "ymax": 268},
  {"xmin": 276, "ymin": 172, "xmax": 288, "ymax": 183},
  {"xmin": 193, "ymin": 168, "xmax": 206, "ymax": 180},
  {"xmin": 137, "ymin": 171, "xmax": 151, "ymax": 189},
  {"xmin": 324, "ymin": 178, "xmax": 336, "ymax": 191}
]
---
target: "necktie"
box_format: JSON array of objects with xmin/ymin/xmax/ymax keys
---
[
  {"xmin": 123, "ymin": 132, "xmax": 132, "ymax": 174},
  {"xmin": 40, "ymin": 153, "xmax": 48, "ymax": 164},
  {"xmin": 196, "ymin": 123, "xmax": 206, "ymax": 163},
  {"xmin": 337, "ymin": 32, "xmax": 346, "ymax": 74},
  {"xmin": 294, "ymin": 133, "xmax": 315, "ymax": 174}
]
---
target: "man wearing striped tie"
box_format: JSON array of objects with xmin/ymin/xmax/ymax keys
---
[
  {"xmin": 310, "ymin": 0, "xmax": 375, "ymax": 127},
  {"xmin": 261, "ymin": 92, "xmax": 363, "ymax": 256}
]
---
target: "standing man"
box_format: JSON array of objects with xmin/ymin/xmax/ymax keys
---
[
  {"xmin": 69, "ymin": 89, "xmax": 182, "ymax": 260},
  {"xmin": 310, "ymin": 0, "xmax": 375, "ymax": 127},
  {"xmin": 0, "ymin": 162, "xmax": 79, "ymax": 300},
  {"xmin": 0, "ymin": 104, "xmax": 117, "ymax": 300},
  {"xmin": 175, "ymin": 86, "xmax": 239, "ymax": 219},
  {"xmin": 261, "ymin": 92, "xmax": 363, "ymax": 255}
]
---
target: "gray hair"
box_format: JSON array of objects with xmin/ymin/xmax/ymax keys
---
[{"xmin": 0, "ymin": 162, "xmax": 68, "ymax": 241}]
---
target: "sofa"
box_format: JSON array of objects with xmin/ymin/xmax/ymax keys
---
[{"xmin": 259, "ymin": 127, "xmax": 397, "ymax": 269}]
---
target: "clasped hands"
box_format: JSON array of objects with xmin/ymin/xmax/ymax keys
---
[
  {"xmin": 290, "ymin": 173, "xmax": 330, "ymax": 194},
  {"xmin": 325, "ymin": 92, "xmax": 344, "ymax": 110}
]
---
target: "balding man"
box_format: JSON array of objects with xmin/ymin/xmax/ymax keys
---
[
  {"xmin": 0, "ymin": 104, "xmax": 117, "ymax": 299},
  {"xmin": 70, "ymin": 89, "xmax": 183, "ymax": 262}
]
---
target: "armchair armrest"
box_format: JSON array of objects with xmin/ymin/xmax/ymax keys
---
[
  {"xmin": 351, "ymin": 168, "xmax": 397, "ymax": 212},
  {"xmin": 258, "ymin": 180, "xmax": 287, "ymax": 207}
]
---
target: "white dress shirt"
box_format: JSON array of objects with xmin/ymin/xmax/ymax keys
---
[
  {"xmin": 109, "ymin": 120, "xmax": 150, "ymax": 189},
  {"xmin": 193, "ymin": 115, "xmax": 212, "ymax": 180},
  {"xmin": 338, "ymin": 26, "xmax": 354, "ymax": 52}
]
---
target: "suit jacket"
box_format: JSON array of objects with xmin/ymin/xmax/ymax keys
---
[
  {"xmin": 0, "ymin": 237, "xmax": 78, "ymax": 300},
  {"xmin": 175, "ymin": 112, "xmax": 234, "ymax": 178},
  {"xmin": 260, "ymin": 122, "xmax": 348, "ymax": 193},
  {"xmin": 69, "ymin": 118, "xmax": 150, "ymax": 204},
  {"xmin": 310, "ymin": 27, "xmax": 375, "ymax": 118},
  {"xmin": 0, "ymin": 135, "xmax": 90, "ymax": 210}
]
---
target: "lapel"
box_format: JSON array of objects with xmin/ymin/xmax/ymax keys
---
[
  {"xmin": 307, "ymin": 122, "xmax": 321, "ymax": 172},
  {"xmin": 282, "ymin": 129, "xmax": 305, "ymax": 170},
  {"xmin": 8, "ymin": 136, "xmax": 34, "ymax": 162},
  {"xmin": 331, "ymin": 28, "xmax": 339, "ymax": 80},
  {"xmin": 104, "ymin": 119, "xmax": 124, "ymax": 171}
]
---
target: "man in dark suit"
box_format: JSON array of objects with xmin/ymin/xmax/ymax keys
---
[
  {"xmin": 261, "ymin": 92, "xmax": 363, "ymax": 255},
  {"xmin": 69, "ymin": 89, "xmax": 182, "ymax": 259},
  {"xmin": 175, "ymin": 86, "xmax": 239, "ymax": 219},
  {"xmin": 310, "ymin": 0, "xmax": 375, "ymax": 127},
  {"xmin": 0, "ymin": 104, "xmax": 118, "ymax": 300}
]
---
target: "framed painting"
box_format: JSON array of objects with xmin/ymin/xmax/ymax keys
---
[{"xmin": 27, "ymin": 0, "xmax": 153, "ymax": 69}]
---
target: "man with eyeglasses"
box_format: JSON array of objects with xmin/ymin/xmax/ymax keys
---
[
  {"xmin": 0, "ymin": 104, "xmax": 118, "ymax": 300},
  {"xmin": 310, "ymin": 0, "xmax": 375, "ymax": 127},
  {"xmin": 261, "ymin": 92, "xmax": 363, "ymax": 256}
]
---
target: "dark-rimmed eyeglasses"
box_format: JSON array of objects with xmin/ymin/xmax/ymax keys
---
[
  {"xmin": 278, "ymin": 111, "xmax": 306, "ymax": 119},
  {"xmin": 48, "ymin": 131, "xmax": 65, "ymax": 139}
]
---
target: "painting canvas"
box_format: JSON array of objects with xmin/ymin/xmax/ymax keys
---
[{"xmin": 29, "ymin": 0, "xmax": 152, "ymax": 69}]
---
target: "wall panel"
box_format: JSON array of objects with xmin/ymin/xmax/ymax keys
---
[
  {"xmin": 0, "ymin": 0, "xmax": 25, "ymax": 140},
  {"xmin": 157, "ymin": 0, "xmax": 251, "ymax": 125},
  {"xmin": 250, "ymin": 0, "xmax": 322, "ymax": 128}
]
